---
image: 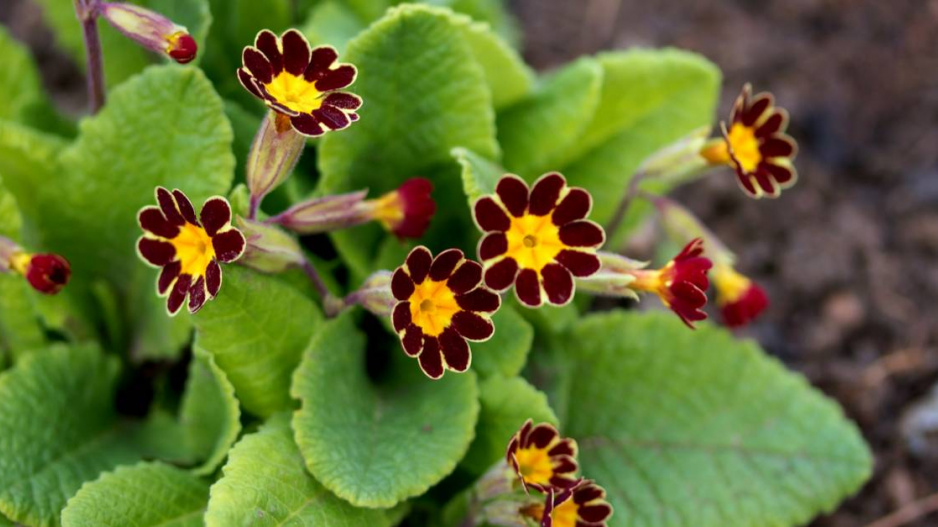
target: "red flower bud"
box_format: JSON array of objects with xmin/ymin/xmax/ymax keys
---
[
  {"xmin": 15, "ymin": 253, "xmax": 71, "ymax": 295},
  {"xmin": 372, "ymin": 178, "xmax": 436, "ymax": 240},
  {"xmin": 713, "ymin": 265, "xmax": 768, "ymax": 327},
  {"xmin": 166, "ymin": 32, "xmax": 197, "ymax": 64}
]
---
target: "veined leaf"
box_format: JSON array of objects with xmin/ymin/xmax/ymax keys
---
[
  {"xmin": 468, "ymin": 305, "xmax": 533, "ymax": 379},
  {"xmin": 180, "ymin": 346, "xmax": 242, "ymax": 475},
  {"xmin": 453, "ymin": 146, "xmax": 505, "ymax": 206}
]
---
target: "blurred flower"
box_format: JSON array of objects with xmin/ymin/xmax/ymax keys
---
[
  {"xmin": 712, "ymin": 264, "xmax": 769, "ymax": 328},
  {"xmin": 271, "ymin": 178, "xmax": 436, "ymax": 240},
  {"xmin": 535, "ymin": 480, "xmax": 613, "ymax": 527},
  {"xmin": 700, "ymin": 84, "xmax": 798, "ymax": 198},
  {"xmin": 239, "ymin": 29, "xmax": 361, "ymax": 137},
  {"xmin": 506, "ymin": 419, "xmax": 579, "ymax": 493},
  {"xmin": 390, "ymin": 246, "xmax": 500, "ymax": 379},
  {"xmin": 137, "ymin": 188, "xmax": 245, "ymax": 315},
  {"xmin": 473, "ymin": 173, "xmax": 604, "ymax": 308},
  {"xmin": 0, "ymin": 237, "xmax": 70, "ymax": 294},
  {"xmin": 98, "ymin": 2, "xmax": 197, "ymax": 63}
]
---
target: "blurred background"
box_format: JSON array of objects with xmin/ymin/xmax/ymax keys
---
[{"xmin": 3, "ymin": 0, "xmax": 938, "ymax": 524}]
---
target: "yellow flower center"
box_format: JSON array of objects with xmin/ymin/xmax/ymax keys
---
[
  {"xmin": 550, "ymin": 498, "xmax": 580, "ymax": 527},
  {"xmin": 505, "ymin": 214, "xmax": 564, "ymax": 272},
  {"xmin": 713, "ymin": 265, "xmax": 751, "ymax": 306},
  {"xmin": 408, "ymin": 279, "xmax": 460, "ymax": 337},
  {"xmin": 514, "ymin": 446, "xmax": 554, "ymax": 485},
  {"xmin": 264, "ymin": 72, "xmax": 325, "ymax": 114},
  {"xmin": 9, "ymin": 252, "xmax": 31, "ymax": 276},
  {"xmin": 370, "ymin": 192, "xmax": 404, "ymax": 230},
  {"xmin": 171, "ymin": 223, "xmax": 215, "ymax": 277},
  {"xmin": 630, "ymin": 266, "xmax": 672, "ymax": 306},
  {"xmin": 726, "ymin": 123, "xmax": 762, "ymax": 172}
]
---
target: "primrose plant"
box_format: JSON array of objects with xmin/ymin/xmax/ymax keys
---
[{"xmin": 0, "ymin": 1, "xmax": 871, "ymax": 526}]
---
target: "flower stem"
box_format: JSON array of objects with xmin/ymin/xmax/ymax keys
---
[
  {"xmin": 300, "ymin": 257, "xmax": 345, "ymax": 317},
  {"xmin": 74, "ymin": 0, "xmax": 106, "ymax": 114},
  {"xmin": 248, "ymin": 195, "xmax": 261, "ymax": 221},
  {"xmin": 604, "ymin": 170, "xmax": 646, "ymax": 242}
]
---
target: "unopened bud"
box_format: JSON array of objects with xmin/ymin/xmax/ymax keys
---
[
  {"xmin": 639, "ymin": 126, "xmax": 711, "ymax": 184},
  {"xmin": 99, "ymin": 2, "xmax": 197, "ymax": 64},
  {"xmin": 236, "ymin": 217, "xmax": 305, "ymax": 274},
  {"xmin": 347, "ymin": 271, "xmax": 396, "ymax": 317},
  {"xmin": 246, "ymin": 112, "xmax": 307, "ymax": 217}
]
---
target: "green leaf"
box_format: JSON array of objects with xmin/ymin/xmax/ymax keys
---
[
  {"xmin": 460, "ymin": 375, "xmax": 557, "ymax": 476},
  {"xmin": 180, "ymin": 347, "xmax": 242, "ymax": 475},
  {"xmin": 418, "ymin": 0, "xmax": 521, "ymax": 47},
  {"xmin": 292, "ymin": 313, "xmax": 480, "ymax": 508},
  {"xmin": 301, "ymin": 0, "xmax": 367, "ymax": 53},
  {"xmin": 469, "ymin": 305, "xmax": 532, "ymax": 379},
  {"xmin": 0, "ymin": 27, "xmax": 45, "ymax": 125},
  {"xmin": 62, "ymin": 462, "xmax": 209, "ymax": 527},
  {"xmin": 451, "ymin": 11, "xmax": 532, "ymax": 110},
  {"xmin": 558, "ymin": 312, "xmax": 872, "ymax": 527},
  {"xmin": 318, "ymin": 4, "xmax": 499, "ymax": 275},
  {"xmin": 194, "ymin": 265, "xmax": 322, "ymax": 417},
  {"xmin": 0, "ymin": 179, "xmax": 45, "ymax": 358},
  {"xmin": 454, "ymin": 146, "xmax": 505, "ymax": 205},
  {"xmin": 0, "ymin": 344, "xmax": 142, "ymax": 527},
  {"xmin": 205, "ymin": 413, "xmax": 390, "ymax": 527}
]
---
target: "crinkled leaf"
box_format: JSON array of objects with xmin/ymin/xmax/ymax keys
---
[
  {"xmin": 301, "ymin": 0, "xmax": 366, "ymax": 53},
  {"xmin": 180, "ymin": 346, "xmax": 242, "ymax": 475},
  {"xmin": 451, "ymin": 11, "xmax": 532, "ymax": 110},
  {"xmin": 61, "ymin": 462, "xmax": 209, "ymax": 527},
  {"xmin": 205, "ymin": 413, "xmax": 390, "ymax": 527},
  {"xmin": 557, "ymin": 312, "xmax": 872, "ymax": 527},
  {"xmin": 461, "ymin": 375, "xmax": 557, "ymax": 476},
  {"xmin": 454, "ymin": 146, "xmax": 505, "ymax": 205},
  {"xmin": 469, "ymin": 305, "xmax": 533, "ymax": 379},
  {"xmin": 194, "ymin": 265, "xmax": 322, "ymax": 417},
  {"xmin": 418, "ymin": 0, "xmax": 520, "ymax": 47},
  {"xmin": 292, "ymin": 313, "xmax": 479, "ymax": 508},
  {"xmin": 0, "ymin": 344, "xmax": 142, "ymax": 527}
]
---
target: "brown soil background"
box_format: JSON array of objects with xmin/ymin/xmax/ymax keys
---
[{"xmin": 3, "ymin": 0, "xmax": 938, "ymax": 525}]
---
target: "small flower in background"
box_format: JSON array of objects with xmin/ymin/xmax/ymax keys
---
[
  {"xmin": 622, "ymin": 239, "xmax": 712, "ymax": 328},
  {"xmin": 239, "ymin": 29, "xmax": 362, "ymax": 137},
  {"xmin": 535, "ymin": 480, "xmax": 613, "ymax": 527},
  {"xmin": 700, "ymin": 83, "xmax": 798, "ymax": 198},
  {"xmin": 270, "ymin": 178, "xmax": 436, "ymax": 240},
  {"xmin": 390, "ymin": 246, "xmax": 499, "ymax": 379},
  {"xmin": 506, "ymin": 419, "xmax": 579, "ymax": 493},
  {"xmin": 98, "ymin": 2, "xmax": 197, "ymax": 64},
  {"xmin": 0, "ymin": 237, "xmax": 71, "ymax": 294},
  {"xmin": 473, "ymin": 173, "xmax": 605, "ymax": 308},
  {"xmin": 137, "ymin": 188, "xmax": 245, "ymax": 315},
  {"xmin": 712, "ymin": 264, "xmax": 769, "ymax": 328}
]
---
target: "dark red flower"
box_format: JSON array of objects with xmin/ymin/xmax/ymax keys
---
[
  {"xmin": 167, "ymin": 32, "xmax": 197, "ymax": 64},
  {"xmin": 472, "ymin": 173, "xmax": 604, "ymax": 308},
  {"xmin": 506, "ymin": 419, "xmax": 579, "ymax": 493},
  {"xmin": 238, "ymin": 29, "xmax": 361, "ymax": 137},
  {"xmin": 9, "ymin": 253, "xmax": 70, "ymax": 294},
  {"xmin": 713, "ymin": 264, "xmax": 769, "ymax": 327},
  {"xmin": 369, "ymin": 178, "xmax": 436, "ymax": 240},
  {"xmin": 391, "ymin": 246, "xmax": 500, "ymax": 379},
  {"xmin": 137, "ymin": 187, "xmax": 245, "ymax": 315},
  {"xmin": 539, "ymin": 480, "xmax": 613, "ymax": 527},
  {"xmin": 630, "ymin": 238, "xmax": 712, "ymax": 328}
]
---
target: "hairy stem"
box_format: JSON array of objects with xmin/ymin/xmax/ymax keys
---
[
  {"xmin": 300, "ymin": 257, "xmax": 341, "ymax": 316},
  {"xmin": 74, "ymin": 0, "xmax": 106, "ymax": 114},
  {"xmin": 604, "ymin": 170, "xmax": 646, "ymax": 242}
]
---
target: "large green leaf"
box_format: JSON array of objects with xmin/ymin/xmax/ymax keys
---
[
  {"xmin": 180, "ymin": 346, "xmax": 242, "ymax": 475},
  {"xmin": 292, "ymin": 314, "xmax": 480, "ymax": 508},
  {"xmin": 0, "ymin": 27, "xmax": 45, "ymax": 124},
  {"xmin": 451, "ymin": 11, "xmax": 532, "ymax": 110},
  {"xmin": 0, "ymin": 344, "xmax": 141, "ymax": 527},
  {"xmin": 301, "ymin": 0, "xmax": 367, "ymax": 53},
  {"xmin": 318, "ymin": 4, "xmax": 499, "ymax": 277},
  {"xmin": 61, "ymin": 462, "xmax": 209, "ymax": 527},
  {"xmin": 556, "ymin": 312, "xmax": 872, "ymax": 527},
  {"xmin": 194, "ymin": 265, "xmax": 322, "ymax": 417},
  {"xmin": 206, "ymin": 413, "xmax": 389, "ymax": 526}
]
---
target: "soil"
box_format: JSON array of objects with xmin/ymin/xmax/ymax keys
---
[{"xmin": 3, "ymin": 0, "xmax": 938, "ymax": 524}]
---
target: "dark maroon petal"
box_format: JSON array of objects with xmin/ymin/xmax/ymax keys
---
[
  {"xmin": 528, "ymin": 173, "xmax": 565, "ymax": 216},
  {"xmin": 473, "ymin": 197, "xmax": 510, "ymax": 232},
  {"xmin": 730, "ymin": 86, "xmax": 748, "ymax": 124},
  {"xmin": 579, "ymin": 504, "xmax": 613, "ymax": 523},
  {"xmin": 447, "ymin": 260, "xmax": 483, "ymax": 295},
  {"xmin": 548, "ymin": 439, "xmax": 576, "ymax": 457},
  {"xmin": 290, "ymin": 114, "xmax": 325, "ymax": 137},
  {"xmin": 548, "ymin": 475, "xmax": 578, "ymax": 491},
  {"xmin": 238, "ymin": 68, "xmax": 263, "ymax": 99},
  {"xmin": 405, "ymin": 246, "xmax": 433, "ymax": 284},
  {"xmin": 401, "ymin": 325, "xmax": 424, "ymax": 357},
  {"xmin": 138, "ymin": 238, "xmax": 176, "ymax": 266},
  {"xmin": 514, "ymin": 268, "xmax": 542, "ymax": 307},
  {"xmin": 206, "ymin": 260, "xmax": 221, "ymax": 297},
  {"xmin": 558, "ymin": 221, "xmax": 605, "ymax": 248},
  {"xmin": 167, "ymin": 274, "xmax": 191, "ymax": 315},
  {"xmin": 451, "ymin": 311, "xmax": 494, "ymax": 341},
  {"xmin": 188, "ymin": 275, "xmax": 207, "ymax": 313},
  {"xmin": 157, "ymin": 261, "xmax": 181, "ymax": 295},
  {"xmin": 212, "ymin": 230, "xmax": 246, "ymax": 263},
  {"xmin": 483, "ymin": 258, "xmax": 518, "ymax": 291},
  {"xmin": 495, "ymin": 175, "xmax": 529, "ymax": 218},
  {"xmin": 554, "ymin": 249, "xmax": 600, "ymax": 278},
  {"xmin": 528, "ymin": 424, "xmax": 558, "ymax": 448},
  {"xmin": 506, "ymin": 436, "xmax": 520, "ymax": 463},
  {"xmin": 456, "ymin": 288, "xmax": 500, "ymax": 313},
  {"xmin": 439, "ymin": 328, "xmax": 470, "ymax": 372},
  {"xmin": 430, "ymin": 249, "xmax": 463, "ymax": 281},
  {"xmin": 172, "ymin": 190, "xmax": 199, "ymax": 225},
  {"xmin": 157, "ymin": 187, "xmax": 185, "ymax": 226},
  {"xmin": 765, "ymin": 162, "xmax": 795, "ymax": 185},
  {"xmin": 573, "ymin": 484, "xmax": 604, "ymax": 504},
  {"xmin": 671, "ymin": 280, "xmax": 707, "ymax": 309},
  {"xmin": 281, "ymin": 29, "xmax": 310, "ymax": 76},
  {"xmin": 478, "ymin": 233, "xmax": 507, "ymax": 261},
  {"xmin": 754, "ymin": 171, "xmax": 778, "ymax": 196},
  {"xmin": 139, "ymin": 207, "xmax": 179, "ymax": 239},
  {"xmin": 200, "ymin": 197, "xmax": 231, "ymax": 237},
  {"xmin": 541, "ymin": 263, "xmax": 574, "ymax": 305},
  {"xmin": 674, "ymin": 238, "xmax": 704, "ymax": 261},
  {"xmin": 392, "ymin": 302, "xmax": 412, "ymax": 332},
  {"xmin": 418, "ymin": 336, "xmax": 444, "ymax": 379},
  {"xmin": 255, "ymin": 30, "xmax": 283, "ymax": 75},
  {"xmin": 735, "ymin": 170, "xmax": 759, "ymax": 197},
  {"xmin": 756, "ymin": 110, "xmax": 786, "ymax": 138},
  {"xmin": 312, "ymin": 106, "xmax": 350, "ymax": 130},
  {"xmin": 316, "ymin": 65, "xmax": 356, "ymax": 92},
  {"xmin": 242, "ymin": 48, "xmax": 273, "ymax": 84},
  {"xmin": 391, "ymin": 268, "xmax": 415, "ymax": 300},
  {"xmin": 552, "ymin": 456, "xmax": 577, "ymax": 474},
  {"xmin": 518, "ymin": 419, "xmax": 533, "ymax": 445},
  {"xmin": 722, "ymin": 283, "xmax": 769, "ymax": 328},
  {"xmin": 322, "ymin": 91, "xmax": 362, "ymax": 110},
  {"xmin": 304, "ymin": 46, "xmax": 338, "ymax": 81},
  {"xmin": 552, "ymin": 188, "xmax": 591, "ymax": 226},
  {"xmin": 742, "ymin": 93, "xmax": 772, "ymax": 126},
  {"xmin": 761, "ymin": 136, "xmax": 796, "ymax": 158}
]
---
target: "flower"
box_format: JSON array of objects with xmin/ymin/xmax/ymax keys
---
[
  {"xmin": 473, "ymin": 173, "xmax": 605, "ymax": 308},
  {"xmin": 538, "ymin": 480, "xmax": 613, "ymax": 527},
  {"xmin": 137, "ymin": 188, "xmax": 245, "ymax": 315},
  {"xmin": 238, "ymin": 29, "xmax": 361, "ymax": 137},
  {"xmin": 628, "ymin": 239, "xmax": 712, "ymax": 328},
  {"xmin": 98, "ymin": 2, "xmax": 197, "ymax": 64},
  {"xmin": 9, "ymin": 253, "xmax": 70, "ymax": 294},
  {"xmin": 271, "ymin": 178, "xmax": 436, "ymax": 240},
  {"xmin": 700, "ymin": 84, "xmax": 798, "ymax": 198},
  {"xmin": 506, "ymin": 419, "xmax": 579, "ymax": 493},
  {"xmin": 712, "ymin": 264, "xmax": 769, "ymax": 328},
  {"xmin": 390, "ymin": 246, "xmax": 500, "ymax": 379}
]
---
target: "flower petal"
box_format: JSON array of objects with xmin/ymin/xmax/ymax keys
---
[
  {"xmin": 157, "ymin": 260, "xmax": 181, "ymax": 295},
  {"xmin": 756, "ymin": 109, "xmax": 787, "ymax": 138},
  {"xmin": 138, "ymin": 238, "xmax": 176, "ymax": 266},
  {"xmin": 172, "ymin": 190, "xmax": 199, "ymax": 225},
  {"xmin": 456, "ymin": 288, "xmax": 500, "ymax": 313},
  {"xmin": 439, "ymin": 328, "xmax": 470, "ymax": 372},
  {"xmin": 290, "ymin": 114, "xmax": 325, "ymax": 137},
  {"xmin": 473, "ymin": 197, "xmax": 510, "ymax": 232},
  {"xmin": 200, "ymin": 197, "xmax": 231, "ymax": 237},
  {"xmin": 212, "ymin": 230, "xmax": 246, "ymax": 263},
  {"xmin": 495, "ymin": 175, "xmax": 529, "ymax": 218},
  {"xmin": 418, "ymin": 336, "xmax": 444, "ymax": 379},
  {"xmin": 304, "ymin": 46, "xmax": 338, "ymax": 82},
  {"xmin": 139, "ymin": 207, "xmax": 179, "ymax": 238},
  {"xmin": 401, "ymin": 324, "xmax": 424, "ymax": 357},
  {"xmin": 558, "ymin": 220, "xmax": 605, "ymax": 248},
  {"xmin": 478, "ymin": 232, "xmax": 507, "ymax": 261},
  {"xmin": 514, "ymin": 268, "xmax": 542, "ymax": 307},
  {"xmin": 313, "ymin": 106, "xmax": 350, "ymax": 130},
  {"xmin": 255, "ymin": 30, "xmax": 283, "ymax": 75},
  {"xmin": 447, "ymin": 260, "xmax": 483, "ymax": 295},
  {"xmin": 765, "ymin": 161, "xmax": 796, "ymax": 186},
  {"xmin": 391, "ymin": 268, "xmax": 415, "ymax": 300},
  {"xmin": 405, "ymin": 246, "xmax": 433, "ymax": 284},
  {"xmin": 157, "ymin": 187, "xmax": 185, "ymax": 226},
  {"xmin": 742, "ymin": 93, "xmax": 773, "ymax": 126},
  {"xmin": 554, "ymin": 249, "xmax": 600, "ymax": 278},
  {"xmin": 167, "ymin": 273, "xmax": 191, "ymax": 315},
  {"xmin": 451, "ymin": 311, "xmax": 494, "ymax": 341},
  {"xmin": 551, "ymin": 187, "xmax": 591, "ymax": 226},
  {"xmin": 393, "ymin": 302, "xmax": 412, "ymax": 332},
  {"xmin": 541, "ymin": 263, "xmax": 574, "ymax": 306},
  {"xmin": 242, "ymin": 47, "xmax": 273, "ymax": 84},
  {"xmin": 528, "ymin": 173, "xmax": 564, "ymax": 216},
  {"xmin": 188, "ymin": 275, "xmax": 207, "ymax": 313},
  {"xmin": 761, "ymin": 136, "xmax": 796, "ymax": 158},
  {"xmin": 206, "ymin": 259, "xmax": 222, "ymax": 297},
  {"xmin": 322, "ymin": 91, "xmax": 362, "ymax": 111},
  {"xmin": 238, "ymin": 68, "xmax": 263, "ymax": 99},
  {"xmin": 316, "ymin": 65, "xmax": 357, "ymax": 92},
  {"xmin": 281, "ymin": 29, "xmax": 311, "ymax": 76},
  {"xmin": 429, "ymin": 249, "xmax": 463, "ymax": 281},
  {"xmin": 483, "ymin": 258, "xmax": 518, "ymax": 291}
]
